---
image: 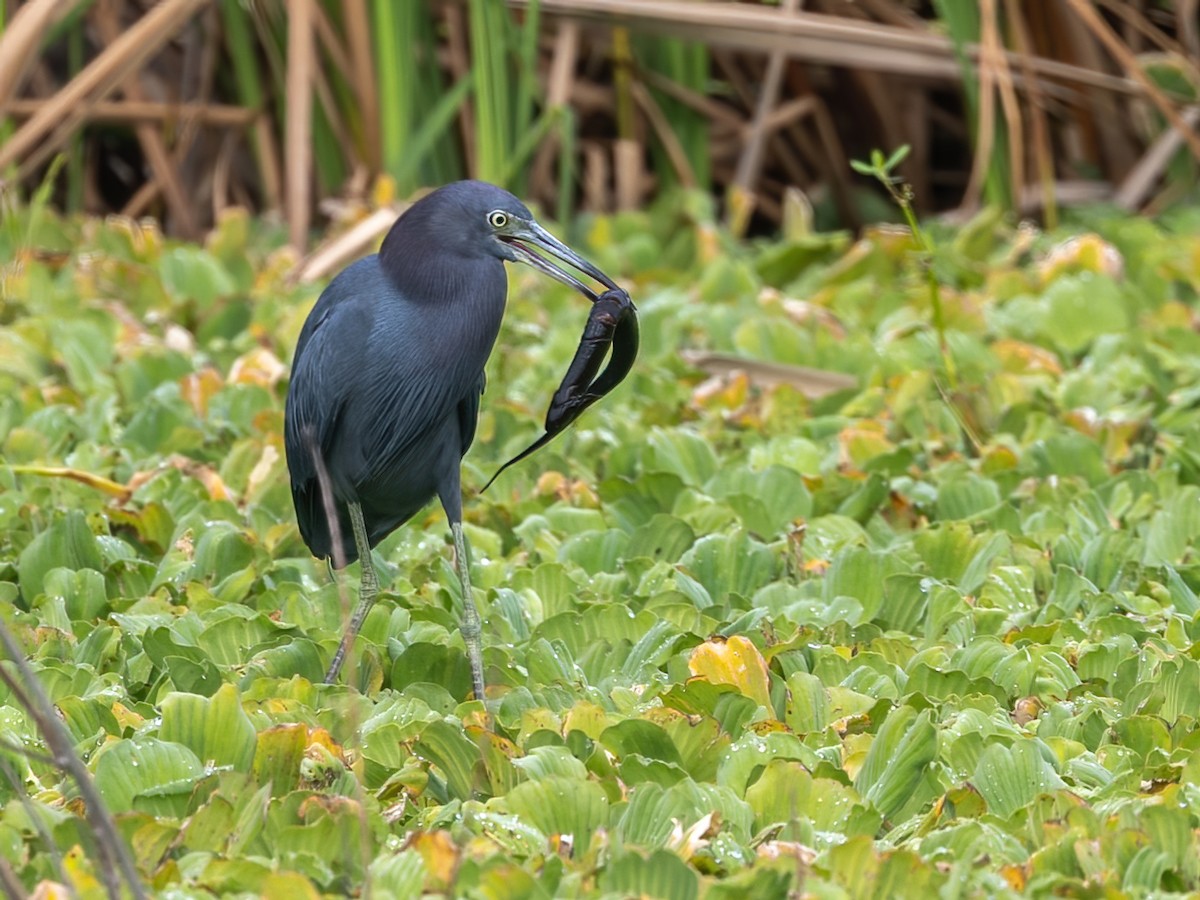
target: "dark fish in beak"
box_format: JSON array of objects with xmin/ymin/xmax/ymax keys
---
[{"xmin": 483, "ymin": 287, "xmax": 639, "ymax": 491}]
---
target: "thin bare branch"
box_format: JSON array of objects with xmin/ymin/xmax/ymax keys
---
[
  {"xmin": 0, "ymin": 625, "xmax": 148, "ymax": 900},
  {"xmin": 630, "ymin": 82, "xmax": 695, "ymax": 189},
  {"xmin": 0, "ymin": 755, "xmax": 77, "ymax": 899},
  {"xmin": 1006, "ymin": 0, "xmax": 1057, "ymax": 228},
  {"xmin": 293, "ymin": 205, "xmax": 403, "ymax": 283},
  {"xmin": 984, "ymin": 0, "xmax": 1024, "ymax": 202}
]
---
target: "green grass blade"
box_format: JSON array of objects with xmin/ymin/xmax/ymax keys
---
[
  {"xmin": 931, "ymin": 0, "xmax": 1012, "ymax": 209},
  {"xmin": 499, "ymin": 106, "xmax": 561, "ymax": 187},
  {"xmin": 392, "ymin": 73, "xmax": 475, "ymax": 190},
  {"xmin": 556, "ymin": 106, "xmax": 577, "ymax": 227},
  {"xmin": 372, "ymin": 0, "xmax": 408, "ymax": 183}
]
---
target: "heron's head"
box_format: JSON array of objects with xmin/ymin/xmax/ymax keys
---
[{"xmin": 382, "ymin": 180, "xmax": 617, "ymax": 300}]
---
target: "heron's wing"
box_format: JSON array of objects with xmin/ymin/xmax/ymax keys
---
[
  {"xmin": 284, "ymin": 265, "xmax": 374, "ymax": 489},
  {"xmin": 284, "ymin": 263, "xmax": 390, "ymax": 562},
  {"xmin": 457, "ymin": 371, "xmax": 487, "ymax": 457}
]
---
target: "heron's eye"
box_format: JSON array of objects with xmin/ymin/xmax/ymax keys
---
[{"xmin": 487, "ymin": 210, "xmax": 509, "ymax": 229}]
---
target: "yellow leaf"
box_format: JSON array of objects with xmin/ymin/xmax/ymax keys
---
[
  {"xmin": 229, "ymin": 345, "xmax": 287, "ymax": 388},
  {"xmin": 405, "ymin": 830, "xmax": 459, "ymax": 890},
  {"xmin": 562, "ymin": 701, "xmax": 611, "ymax": 740},
  {"xmin": 1000, "ymin": 863, "xmax": 1028, "ymax": 892},
  {"xmin": 174, "ymin": 456, "xmax": 231, "ymax": 501},
  {"xmin": 839, "ymin": 423, "xmax": 895, "ymax": 470},
  {"xmin": 688, "ymin": 635, "xmax": 773, "ymax": 712},
  {"xmin": 536, "ymin": 470, "xmax": 567, "ymax": 498},
  {"xmin": 307, "ymin": 727, "xmax": 347, "ymax": 760},
  {"xmin": 1039, "ymin": 233, "xmax": 1123, "ymax": 283},
  {"xmin": 992, "ymin": 339, "xmax": 1063, "ymax": 375},
  {"xmin": 260, "ymin": 872, "xmax": 321, "ymax": 900},
  {"xmin": 111, "ymin": 702, "xmax": 145, "ymax": 731},
  {"xmin": 30, "ymin": 881, "xmax": 74, "ymax": 900},
  {"xmin": 245, "ymin": 444, "xmax": 281, "ymax": 500},
  {"xmin": 59, "ymin": 847, "xmax": 103, "ymax": 894},
  {"xmin": 8, "ymin": 465, "xmax": 130, "ymax": 500},
  {"xmin": 372, "ymin": 174, "xmax": 397, "ymax": 208},
  {"xmin": 179, "ymin": 368, "xmax": 224, "ymax": 417},
  {"xmin": 690, "ymin": 371, "xmax": 750, "ymax": 413}
]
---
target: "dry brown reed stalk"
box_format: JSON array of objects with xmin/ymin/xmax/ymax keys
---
[
  {"xmin": 286, "ymin": 0, "xmax": 315, "ymax": 251},
  {"xmin": 0, "ymin": 0, "xmax": 73, "ymax": 112},
  {"xmin": 0, "ymin": 0, "xmax": 209, "ymax": 176},
  {"xmin": 3, "ymin": 98, "xmax": 256, "ymax": 126},
  {"xmin": 727, "ymin": 0, "xmax": 800, "ymax": 236},
  {"xmin": 343, "ymin": 0, "xmax": 381, "ymax": 172},
  {"xmin": 1006, "ymin": 0, "xmax": 1057, "ymax": 228},
  {"xmin": 94, "ymin": 1, "xmax": 198, "ymax": 239},
  {"xmin": 1064, "ymin": 0, "xmax": 1200, "ymax": 159}
]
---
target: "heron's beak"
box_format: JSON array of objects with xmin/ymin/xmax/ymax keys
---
[{"xmin": 504, "ymin": 222, "xmax": 619, "ymax": 301}]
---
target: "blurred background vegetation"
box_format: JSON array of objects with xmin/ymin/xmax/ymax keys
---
[{"xmin": 0, "ymin": 0, "xmax": 1197, "ymax": 250}]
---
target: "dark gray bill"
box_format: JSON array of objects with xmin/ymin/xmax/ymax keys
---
[{"xmin": 505, "ymin": 222, "xmax": 620, "ymax": 301}]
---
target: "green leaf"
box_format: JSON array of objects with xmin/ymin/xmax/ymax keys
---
[
  {"xmin": 558, "ymin": 528, "xmax": 628, "ymax": 575},
  {"xmin": 502, "ymin": 776, "xmax": 609, "ymax": 847},
  {"xmin": 391, "ymin": 643, "xmax": 473, "ymax": 701},
  {"xmin": 512, "ymin": 745, "xmax": 588, "ymax": 781},
  {"xmin": 252, "ymin": 724, "xmax": 307, "ymax": 796},
  {"xmin": 854, "ymin": 707, "xmax": 938, "ymax": 819},
  {"xmin": 745, "ymin": 759, "xmax": 864, "ymax": 835},
  {"xmin": 884, "ymin": 144, "xmax": 911, "ymax": 169},
  {"xmin": 1041, "ymin": 273, "xmax": 1129, "ymax": 354},
  {"xmin": 600, "ymin": 720, "xmax": 684, "ymax": 767},
  {"xmin": 678, "ymin": 530, "xmax": 778, "ymax": 602},
  {"xmin": 785, "ymin": 672, "xmax": 829, "ymax": 734},
  {"xmin": 627, "ymin": 514, "xmax": 696, "ymax": 563},
  {"xmin": 159, "ymin": 683, "xmax": 257, "ymax": 772},
  {"xmin": 17, "ymin": 510, "xmax": 104, "ymax": 603},
  {"xmin": 1142, "ymin": 485, "xmax": 1200, "ymax": 566},
  {"xmin": 718, "ymin": 731, "xmax": 818, "ymax": 796},
  {"xmin": 972, "ymin": 739, "xmax": 1064, "ymax": 819},
  {"xmin": 600, "ymin": 849, "xmax": 699, "ymax": 900},
  {"xmin": 158, "ymin": 246, "xmax": 235, "ymax": 306},
  {"xmin": 94, "ymin": 738, "xmax": 206, "ymax": 815},
  {"xmin": 643, "ymin": 428, "xmax": 718, "ymax": 486},
  {"xmin": 415, "ymin": 720, "xmax": 481, "ymax": 800},
  {"xmin": 936, "ymin": 474, "xmax": 1001, "ymax": 520}
]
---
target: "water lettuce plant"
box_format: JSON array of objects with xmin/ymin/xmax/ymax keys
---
[{"xmin": 3, "ymin": 196, "xmax": 1200, "ymax": 896}]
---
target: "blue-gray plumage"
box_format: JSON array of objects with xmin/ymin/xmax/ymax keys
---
[{"xmin": 284, "ymin": 180, "xmax": 619, "ymax": 695}]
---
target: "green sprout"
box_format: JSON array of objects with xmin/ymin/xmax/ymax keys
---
[{"xmin": 851, "ymin": 145, "xmax": 955, "ymax": 387}]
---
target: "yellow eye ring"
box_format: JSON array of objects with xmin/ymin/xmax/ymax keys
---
[{"xmin": 488, "ymin": 210, "xmax": 508, "ymax": 229}]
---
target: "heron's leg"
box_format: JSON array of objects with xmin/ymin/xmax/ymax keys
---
[
  {"xmin": 452, "ymin": 521, "xmax": 485, "ymax": 700},
  {"xmin": 325, "ymin": 500, "xmax": 377, "ymax": 683}
]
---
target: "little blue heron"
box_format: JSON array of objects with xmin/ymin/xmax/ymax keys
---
[{"xmin": 284, "ymin": 180, "xmax": 618, "ymax": 697}]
